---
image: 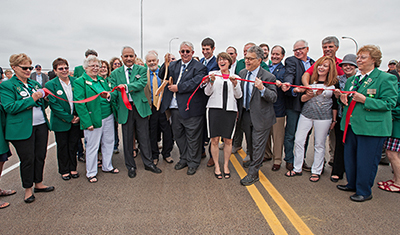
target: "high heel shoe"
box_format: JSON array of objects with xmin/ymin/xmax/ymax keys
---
[{"xmin": 24, "ymin": 194, "xmax": 35, "ymax": 203}]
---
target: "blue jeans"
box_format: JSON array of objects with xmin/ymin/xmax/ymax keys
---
[{"xmin": 284, "ymin": 109, "xmax": 300, "ymax": 163}]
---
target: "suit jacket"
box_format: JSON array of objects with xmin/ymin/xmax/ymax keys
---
[
  {"xmin": 144, "ymin": 69, "xmax": 152, "ymax": 108},
  {"xmin": 0, "ymin": 76, "xmax": 49, "ymax": 140},
  {"xmin": 271, "ymin": 62, "xmax": 286, "ymax": 117},
  {"xmin": 109, "ymin": 65, "xmax": 152, "ymax": 123},
  {"xmin": 73, "ymin": 65, "xmax": 85, "ymax": 78},
  {"xmin": 283, "ymin": 56, "xmax": 315, "ymax": 112},
  {"xmin": 74, "ymin": 73, "xmax": 118, "ymax": 130},
  {"xmin": 200, "ymin": 56, "xmax": 219, "ymax": 73},
  {"xmin": 235, "ymin": 59, "xmax": 270, "ymax": 75},
  {"xmin": 340, "ymin": 68, "xmax": 398, "ymax": 136},
  {"xmin": 159, "ymin": 59, "xmax": 208, "ymax": 119},
  {"xmin": 30, "ymin": 72, "xmax": 49, "ymax": 87},
  {"xmin": 238, "ymin": 67, "xmax": 277, "ymax": 130},
  {"xmin": 45, "ymin": 76, "xmax": 79, "ymax": 132}
]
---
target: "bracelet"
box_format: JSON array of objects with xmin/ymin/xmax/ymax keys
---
[
  {"xmin": 210, "ymin": 80, "xmax": 214, "ymax": 84},
  {"xmin": 332, "ymin": 120, "xmax": 337, "ymax": 123}
]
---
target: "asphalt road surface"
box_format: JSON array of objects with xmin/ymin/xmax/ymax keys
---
[{"xmin": 0, "ymin": 129, "xmax": 398, "ymax": 234}]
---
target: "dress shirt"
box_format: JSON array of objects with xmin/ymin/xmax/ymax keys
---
[
  {"xmin": 203, "ymin": 56, "xmax": 214, "ymax": 66},
  {"xmin": 150, "ymin": 68, "xmax": 162, "ymax": 102},
  {"xmin": 36, "ymin": 73, "xmax": 43, "ymax": 86},
  {"xmin": 229, "ymin": 60, "xmax": 237, "ymax": 75},
  {"xmin": 169, "ymin": 60, "xmax": 191, "ymax": 109},
  {"xmin": 59, "ymin": 78, "xmax": 74, "ymax": 114},
  {"xmin": 243, "ymin": 66, "xmax": 265, "ymax": 107},
  {"xmin": 301, "ymin": 56, "xmax": 312, "ymax": 71},
  {"xmin": 269, "ymin": 64, "xmax": 279, "ymax": 74},
  {"xmin": 124, "ymin": 65, "xmax": 134, "ymax": 102}
]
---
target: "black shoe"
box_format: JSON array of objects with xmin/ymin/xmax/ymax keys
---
[
  {"xmin": 144, "ymin": 165, "xmax": 162, "ymax": 174},
  {"xmin": 187, "ymin": 167, "xmax": 196, "ymax": 175},
  {"xmin": 302, "ymin": 161, "xmax": 311, "ymax": 172},
  {"xmin": 240, "ymin": 175, "xmax": 259, "ymax": 186},
  {"xmin": 128, "ymin": 168, "xmax": 137, "ymax": 178},
  {"xmin": 71, "ymin": 172, "xmax": 80, "ymax": 178},
  {"xmin": 337, "ymin": 185, "xmax": 356, "ymax": 192},
  {"xmin": 61, "ymin": 174, "xmax": 71, "ymax": 181},
  {"xmin": 77, "ymin": 156, "xmax": 85, "ymax": 162},
  {"xmin": 174, "ymin": 162, "xmax": 188, "ymax": 170},
  {"xmin": 24, "ymin": 194, "xmax": 35, "ymax": 203},
  {"xmin": 243, "ymin": 161, "xmax": 251, "ymax": 168},
  {"xmin": 350, "ymin": 194, "xmax": 372, "ymax": 202},
  {"xmin": 34, "ymin": 186, "xmax": 55, "ymax": 193},
  {"xmin": 330, "ymin": 175, "xmax": 341, "ymax": 183}
]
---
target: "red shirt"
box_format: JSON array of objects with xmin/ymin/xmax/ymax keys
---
[{"xmin": 305, "ymin": 57, "xmax": 344, "ymax": 76}]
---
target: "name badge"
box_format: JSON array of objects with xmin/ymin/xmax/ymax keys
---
[
  {"xmin": 85, "ymin": 81, "xmax": 92, "ymax": 85},
  {"xmin": 20, "ymin": 91, "xmax": 28, "ymax": 97},
  {"xmin": 367, "ymin": 89, "xmax": 376, "ymax": 95},
  {"xmin": 57, "ymin": 90, "xmax": 63, "ymax": 95}
]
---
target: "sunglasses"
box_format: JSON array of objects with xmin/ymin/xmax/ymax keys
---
[
  {"xmin": 57, "ymin": 67, "xmax": 69, "ymax": 71},
  {"xmin": 180, "ymin": 50, "xmax": 191, "ymax": 54},
  {"xmin": 113, "ymin": 62, "xmax": 121, "ymax": 65},
  {"xmin": 293, "ymin": 47, "xmax": 306, "ymax": 52},
  {"xmin": 18, "ymin": 66, "xmax": 34, "ymax": 71}
]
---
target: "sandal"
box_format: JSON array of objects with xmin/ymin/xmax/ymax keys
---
[
  {"xmin": 330, "ymin": 175, "xmax": 340, "ymax": 183},
  {"xmin": 133, "ymin": 148, "xmax": 139, "ymax": 158},
  {"xmin": 103, "ymin": 168, "xmax": 119, "ymax": 174},
  {"xmin": 377, "ymin": 180, "xmax": 394, "ymax": 186},
  {"xmin": 0, "ymin": 201, "xmax": 10, "ymax": 209},
  {"xmin": 378, "ymin": 183, "xmax": 400, "ymax": 193},
  {"xmin": 224, "ymin": 172, "xmax": 231, "ymax": 179},
  {"xmin": 0, "ymin": 189, "xmax": 16, "ymax": 196},
  {"xmin": 309, "ymin": 174, "xmax": 320, "ymax": 182},
  {"xmin": 285, "ymin": 171, "xmax": 302, "ymax": 177},
  {"xmin": 97, "ymin": 159, "xmax": 102, "ymax": 168},
  {"xmin": 214, "ymin": 172, "xmax": 223, "ymax": 179},
  {"xmin": 88, "ymin": 176, "xmax": 98, "ymax": 183}
]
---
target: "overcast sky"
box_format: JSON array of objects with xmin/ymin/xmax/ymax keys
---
[{"xmin": 1, "ymin": 0, "xmax": 399, "ymax": 71}]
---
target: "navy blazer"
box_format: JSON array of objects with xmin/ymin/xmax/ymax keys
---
[
  {"xmin": 271, "ymin": 63, "xmax": 286, "ymax": 117},
  {"xmin": 200, "ymin": 56, "xmax": 219, "ymax": 73},
  {"xmin": 159, "ymin": 59, "xmax": 208, "ymax": 119},
  {"xmin": 283, "ymin": 56, "xmax": 314, "ymax": 112}
]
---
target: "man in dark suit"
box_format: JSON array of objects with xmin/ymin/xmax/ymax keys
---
[
  {"xmin": 159, "ymin": 41, "xmax": 208, "ymax": 175},
  {"xmin": 109, "ymin": 46, "xmax": 161, "ymax": 178},
  {"xmin": 238, "ymin": 45, "xmax": 277, "ymax": 186},
  {"xmin": 281, "ymin": 40, "xmax": 315, "ymax": 171},
  {"xmin": 30, "ymin": 64, "xmax": 49, "ymax": 87}
]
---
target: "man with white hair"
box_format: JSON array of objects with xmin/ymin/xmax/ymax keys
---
[{"xmin": 159, "ymin": 41, "xmax": 208, "ymax": 176}]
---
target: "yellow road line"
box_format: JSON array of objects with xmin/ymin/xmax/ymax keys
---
[
  {"xmin": 230, "ymin": 154, "xmax": 288, "ymax": 235},
  {"xmin": 237, "ymin": 149, "xmax": 314, "ymax": 235}
]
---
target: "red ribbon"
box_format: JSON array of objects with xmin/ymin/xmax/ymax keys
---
[
  {"xmin": 43, "ymin": 85, "xmax": 132, "ymax": 110},
  {"xmin": 185, "ymin": 74, "xmax": 355, "ymax": 111},
  {"xmin": 342, "ymin": 100, "xmax": 356, "ymax": 143}
]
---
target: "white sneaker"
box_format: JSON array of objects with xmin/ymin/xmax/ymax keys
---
[{"xmin": 243, "ymin": 155, "xmax": 250, "ymax": 162}]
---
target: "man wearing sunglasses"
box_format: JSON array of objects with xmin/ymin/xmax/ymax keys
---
[
  {"xmin": 159, "ymin": 41, "xmax": 208, "ymax": 176},
  {"xmin": 30, "ymin": 64, "xmax": 49, "ymax": 88}
]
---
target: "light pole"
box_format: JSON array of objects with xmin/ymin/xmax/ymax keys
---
[
  {"xmin": 342, "ymin": 36, "xmax": 358, "ymax": 54},
  {"xmin": 140, "ymin": 0, "xmax": 143, "ymax": 59},
  {"xmin": 169, "ymin": 37, "xmax": 179, "ymax": 53}
]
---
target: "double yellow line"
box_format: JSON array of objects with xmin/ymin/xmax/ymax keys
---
[{"xmin": 231, "ymin": 149, "xmax": 314, "ymax": 235}]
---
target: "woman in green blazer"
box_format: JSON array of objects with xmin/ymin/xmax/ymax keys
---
[
  {"xmin": 378, "ymin": 79, "xmax": 400, "ymax": 193},
  {"xmin": 338, "ymin": 45, "xmax": 398, "ymax": 202},
  {"xmin": 0, "ymin": 53, "xmax": 54, "ymax": 203},
  {"xmin": 74, "ymin": 56, "xmax": 119, "ymax": 183},
  {"xmin": 45, "ymin": 58, "xmax": 81, "ymax": 181}
]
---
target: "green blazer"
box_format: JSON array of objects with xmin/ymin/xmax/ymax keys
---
[
  {"xmin": 391, "ymin": 83, "xmax": 400, "ymax": 138},
  {"xmin": 340, "ymin": 68, "xmax": 398, "ymax": 136},
  {"xmin": 45, "ymin": 76, "xmax": 79, "ymax": 132},
  {"xmin": 73, "ymin": 72, "xmax": 117, "ymax": 130},
  {"xmin": 0, "ymin": 106, "xmax": 10, "ymax": 155},
  {"xmin": 109, "ymin": 65, "xmax": 151, "ymax": 123},
  {"xmin": 235, "ymin": 59, "xmax": 270, "ymax": 75},
  {"xmin": 0, "ymin": 76, "xmax": 49, "ymax": 140},
  {"xmin": 73, "ymin": 65, "xmax": 85, "ymax": 78}
]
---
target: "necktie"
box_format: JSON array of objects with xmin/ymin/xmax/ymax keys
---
[
  {"xmin": 204, "ymin": 60, "xmax": 208, "ymax": 66},
  {"xmin": 127, "ymin": 67, "xmax": 132, "ymax": 83},
  {"xmin": 222, "ymin": 81, "xmax": 228, "ymax": 110},
  {"xmin": 174, "ymin": 64, "xmax": 186, "ymax": 98},
  {"xmin": 152, "ymin": 72, "xmax": 159, "ymax": 106},
  {"xmin": 245, "ymin": 71, "xmax": 252, "ymax": 110}
]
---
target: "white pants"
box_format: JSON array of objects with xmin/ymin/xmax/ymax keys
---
[
  {"xmin": 293, "ymin": 114, "xmax": 331, "ymax": 175},
  {"xmin": 84, "ymin": 114, "xmax": 115, "ymax": 178}
]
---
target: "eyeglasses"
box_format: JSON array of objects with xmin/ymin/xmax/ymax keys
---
[
  {"xmin": 180, "ymin": 50, "xmax": 191, "ymax": 54},
  {"xmin": 88, "ymin": 65, "xmax": 100, "ymax": 68},
  {"xmin": 293, "ymin": 47, "xmax": 306, "ymax": 52},
  {"xmin": 244, "ymin": 57, "xmax": 257, "ymax": 61},
  {"xmin": 18, "ymin": 66, "xmax": 34, "ymax": 71},
  {"xmin": 57, "ymin": 67, "xmax": 69, "ymax": 71},
  {"xmin": 113, "ymin": 62, "xmax": 121, "ymax": 66},
  {"xmin": 228, "ymin": 53, "xmax": 235, "ymax": 55}
]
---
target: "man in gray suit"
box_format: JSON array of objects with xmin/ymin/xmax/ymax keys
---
[
  {"xmin": 30, "ymin": 64, "xmax": 49, "ymax": 87},
  {"xmin": 238, "ymin": 46, "xmax": 277, "ymax": 186}
]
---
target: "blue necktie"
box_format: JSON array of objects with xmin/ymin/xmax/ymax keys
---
[
  {"xmin": 127, "ymin": 67, "xmax": 132, "ymax": 81},
  {"xmin": 245, "ymin": 71, "xmax": 252, "ymax": 110}
]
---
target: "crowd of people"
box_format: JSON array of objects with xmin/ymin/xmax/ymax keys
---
[{"xmin": 0, "ymin": 35, "xmax": 399, "ymax": 209}]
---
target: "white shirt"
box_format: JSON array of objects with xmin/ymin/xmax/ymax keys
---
[
  {"xmin": 22, "ymin": 84, "xmax": 46, "ymax": 126},
  {"xmin": 124, "ymin": 65, "xmax": 134, "ymax": 102},
  {"xmin": 169, "ymin": 60, "xmax": 191, "ymax": 109},
  {"xmin": 36, "ymin": 73, "xmax": 42, "ymax": 85},
  {"xmin": 229, "ymin": 60, "xmax": 237, "ymax": 75},
  {"xmin": 59, "ymin": 78, "xmax": 74, "ymax": 114}
]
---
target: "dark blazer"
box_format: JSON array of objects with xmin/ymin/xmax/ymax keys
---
[
  {"xmin": 238, "ymin": 67, "xmax": 277, "ymax": 130},
  {"xmin": 283, "ymin": 56, "xmax": 315, "ymax": 112},
  {"xmin": 159, "ymin": 59, "xmax": 208, "ymax": 119},
  {"xmin": 30, "ymin": 72, "xmax": 49, "ymax": 87},
  {"xmin": 200, "ymin": 56, "xmax": 219, "ymax": 73},
  {"xmin": 271, "ymin": 62, "xmax": 286, "ymax": 117}
]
